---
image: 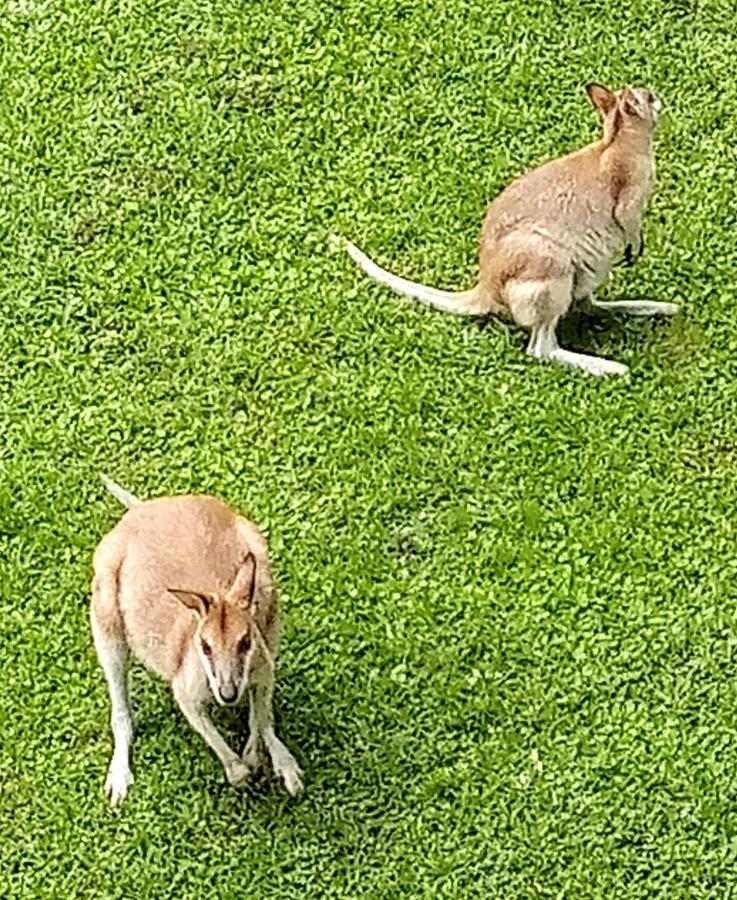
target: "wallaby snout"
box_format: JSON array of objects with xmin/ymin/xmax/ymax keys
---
[
  {"xmin": 199, "ymin": 645, "xmax": 249, "ymax": 706},
  {"xmin": 218, "ymin": 681, "xmax": 239, "ymax": 705}
]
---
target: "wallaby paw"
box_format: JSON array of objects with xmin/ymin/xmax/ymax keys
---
[
  {"xmin": 273, "ymin": 753, "xmax": 303, "ymax": 797},
  {"xmin": 242, "ymin": 740, "xmax": 263, "ymax": 773},
  {"xmin": 225, "ymin": 758, "xmax": 253, "ymax": 789}
]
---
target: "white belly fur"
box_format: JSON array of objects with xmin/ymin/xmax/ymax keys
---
[{"xmin": 571, "ymin": 227, "xmax": 621, "ymax": 300}]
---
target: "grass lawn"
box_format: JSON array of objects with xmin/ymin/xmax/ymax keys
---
[{"xmin": 3, "ymin": 0, "xmax": 737, "ymax": 896}]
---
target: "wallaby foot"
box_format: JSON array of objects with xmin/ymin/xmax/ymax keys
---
[
  {"xmin": 527, "ymin": 323, "xmax": 629, "ymax": 378},
  {"xmin": 105, "ymin": 758, "xmax": 134, "ymax": 805},
  {"xmin": 548, "ymin": 347, "xmax": 629, "ymax": 377},
  {"xmin": 589, "ymin": 298, "xmax": 679, "ymax": 317}
]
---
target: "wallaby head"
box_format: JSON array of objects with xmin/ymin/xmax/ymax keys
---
[
  {"xmin": 586, "ymin": 83, "xmax": 662, "ymax": 143},
  {"xmin": 168, "ymin": 552, "xmax": 258, "ymax": 707}
]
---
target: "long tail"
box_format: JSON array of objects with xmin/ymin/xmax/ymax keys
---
[
  {"xmin": 101, "ymin": 474, "xmax": 140, "ymax": 508},
  {"xmin": 340, "ymin": 237, "xmax": 488, "ymax": 316}
]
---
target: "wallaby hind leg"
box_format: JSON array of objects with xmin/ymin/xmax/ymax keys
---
[
  {"xmin": 91, "ymin": 571, "xmax": 134, "ymax": 806},
  {"xmin": 527, "ymin": 320, "xmax": 629, "ymax": 377},
  {"xmin": 588, "ymin": 297, "xmax": 679, "ymax": 317},
  {"xmin": 507, "ymin": 275, "xmax": 629, "ymax": 378}
]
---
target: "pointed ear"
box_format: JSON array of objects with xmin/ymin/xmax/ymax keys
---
[
  {"xmin": 168, "ymin": 588, "xmax": 212, "ymax": 618},
  {"xmin": 226, "ymin": 552, "xmax": 257, "ymax": 610},
  {"xmin": 586, "ymin": 83, "xmax": 616, "ymax": 114}
]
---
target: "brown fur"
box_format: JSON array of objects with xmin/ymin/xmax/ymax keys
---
[
  {"xmin": 344, "ymin": 83, "xmax": 671, "ymax": 377},
  {"xmin": 475, "ymin": 84, "xmax": 657, "ymax": 321},
  {"xmin": 93, "ymin": 495, "xmax": 277, "ymax": 684},
  {"xmin": 91, "ymin": 489, "xmax": 302, "ymax": 804}
]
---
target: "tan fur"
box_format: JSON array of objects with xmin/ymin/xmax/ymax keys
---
[
  {"xmin": 91, "ymin": 487, "xmax": 302, "ymax": 805},
  {"xmin": 343, "ymin": 84, "xmax": 676, "ymax": 377}
]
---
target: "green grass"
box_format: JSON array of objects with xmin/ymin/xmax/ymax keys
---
[{"xmin": 2, "ymin": 0, "xmax": 737, "ymax": 896}]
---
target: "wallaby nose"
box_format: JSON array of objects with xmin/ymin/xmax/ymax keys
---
[{"xmin": 219, "ymin": 682, "xmax": 238, "ymax": 704}]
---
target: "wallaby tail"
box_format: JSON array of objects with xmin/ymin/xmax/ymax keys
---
[
  {"xmin": 339, "ymin": 236, "xmax": 488, "ymax": 316},
  {"xmin": 101, "ymin": 474, "xmax": 140, "ymax": 509}
]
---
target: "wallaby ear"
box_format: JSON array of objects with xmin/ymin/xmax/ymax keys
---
[
  {"xmin": 226, "ymin": 552, "xmax": 257, "ymax": 610},
  {"xmin": 168, "ymin": 588, "xmax": 212, "ymax": 618},
  {"xmin": 586, "ymin": 83, "xmax": 616, "ymax": 114}
]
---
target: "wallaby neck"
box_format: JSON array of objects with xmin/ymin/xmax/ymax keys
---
[{"xmin": 606, "ymin": 124, "xmax": 654, "ymax": 159}]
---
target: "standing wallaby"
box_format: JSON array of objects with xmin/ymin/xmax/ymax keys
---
[
  {"xmin": 340, "ymin": 84, "xmax": 677, "ymax": 377},
  {"xmin": 91, "ymin": 476, "xmax": 303, "ymax": 805}
]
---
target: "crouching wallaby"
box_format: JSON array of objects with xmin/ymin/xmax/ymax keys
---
[
  {"xmin": 91, "ymin": 475, "xmax": 303, "ymax": 805},
  {"xmin": 340, "ymin": 84, "xmax": 678, "ymax": 377}
]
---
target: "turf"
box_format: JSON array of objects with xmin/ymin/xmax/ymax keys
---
[{"xmin": 2, "ymin": 0, "xmax": 737, "ymax": 896}]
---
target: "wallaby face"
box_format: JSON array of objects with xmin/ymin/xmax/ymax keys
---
[
  {"xmin": 341, "ymin": 82, "xmax": 678, "ymax": 379},
  {"xmin": 171, "ymin": 593, "xmax": 254, "ymax": 706},
  {"xmin": 587, "ymin": 83, "xmax": 662, "ymax": 138},
  {"xmin": 169, "ymin": 551, "xmax": 257, "ymax": 706}
]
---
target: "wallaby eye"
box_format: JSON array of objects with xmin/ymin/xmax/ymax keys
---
[
  {"xmin": 201, "ymin": 640, "xmax": 212, "ymax": 658},
  {"xmin": 237, "ymin": 636, "xmax": 250, "ymax": 655}
]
